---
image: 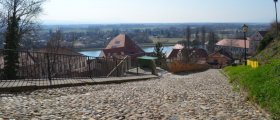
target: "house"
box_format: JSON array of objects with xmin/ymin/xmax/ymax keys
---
[
  {"xmin": 250, "ymin": 31, "xmax": 268, "ymax": 41},
  {"xmin": 187, "ymin": 48, "xmax": 208, "ymax": 64},
  {"xmin": 100, "ymin": 34, "xmax": 145, "ymax": 58},
  {"xmin": 208, "ymin": 49, "xmax": 234, "ymax": 68},
  {"xmin": 35, "ymin": 47, "xmax": 88, "ymax": 77},
  {"xmin": 216, "ymin": 38, "xmax": 250, "ymax": 58},
  {"xmin": 249, "ymin": 31, "xmax": 268, "ymax": 54},
  {"xmin": 216, "ymin": 31, "xmax": 268, "ymax": 57},
  {"xmin": 167, "ymin": 44, "xmax": 184, "ymax": 60},
  {"xmin": 167, "ymin": 44, "xmax": 208, "ymax": 64}
]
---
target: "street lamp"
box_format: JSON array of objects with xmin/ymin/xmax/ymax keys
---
[{"xmin": 242, "ymin": 24, "xmax": 248, "ymax": 65}]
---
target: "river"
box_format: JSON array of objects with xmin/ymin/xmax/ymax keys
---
[{"xmin": 79, "ymin": 46, "xmax": 173, "ymax": 57}]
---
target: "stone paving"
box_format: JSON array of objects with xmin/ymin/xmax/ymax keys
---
[{"xmin": 0, "ymin": 69, "xmax": 269, "ymax": 119}]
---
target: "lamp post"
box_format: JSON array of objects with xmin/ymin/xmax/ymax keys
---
[
  {"xmin": 242, "ymin": 24, "xmax": 248, "ymax": 65},
  {"xmin": 274, "ymin": 0, "xmax": 279, "ymax": 36}
]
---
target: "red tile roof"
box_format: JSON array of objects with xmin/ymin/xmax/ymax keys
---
[
  {"xmin": 38, "ymin": 47, "xmax": 83, "ymax": 56},
  {"xmin": 102, "ymin": 34, "xmax": 145, "ymax": 57},
  {"xmin": 216, "ymin": 38, "xmax": 250, "ymax": 49},
  {"xmin": 173, "ymin": 44, "xmax": 184, "ymax": 49},
  {"xmin": 167, "ymin": 49, "xmax": 180, "ymax": 59},
  {"xmin": 209, "ymin": 49, "xmax": 233, "ymax": 60}
]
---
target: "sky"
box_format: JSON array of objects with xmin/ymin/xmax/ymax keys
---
[{"xmin": 40, "ymin": 0, "xmax": 279, "ymax": 24}]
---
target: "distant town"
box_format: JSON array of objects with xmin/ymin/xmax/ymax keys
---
[{"xmin": 0, "ymin": 23, "xmax": 268, "ymax": 51}]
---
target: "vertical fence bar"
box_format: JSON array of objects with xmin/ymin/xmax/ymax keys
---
[
  {"xmin": 88, "ymin": 56, "xmax": 91, "ymax": 78},
  {"xmin": 46, "ymin": 53, "xmax": 52, "ymax": 85},
  {"xmin": 137, "ymin": 60, "xmax": 139, "ymax": 75}
]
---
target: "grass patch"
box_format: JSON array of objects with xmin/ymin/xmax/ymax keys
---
[
  {"xmin": 149, "ymin": 36, "xmax": 184, "ymax": 44},
  {"xmin": 224, "ymin": 60, "xmax": 280, "ymax": 119}
]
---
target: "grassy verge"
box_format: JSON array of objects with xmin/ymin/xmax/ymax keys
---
[{"xmin": 223, "ymin": 60, "xmax": 280, "ymax": 119}]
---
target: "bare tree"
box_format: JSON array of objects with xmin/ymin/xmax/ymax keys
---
[
  {"xmin": 207, "ymin": 31, "xmax": 218, "ymax": 54},
  {"xmin": 46, "ymin": 30, "xmax": 64, "ymax": 53},
  {"xmin": 193, "ymin": 28, "xmax": 200, "ymax": 48},
  {"xmin": 0, "ymin": 0, "xmax": 45, "ymax": 79},
  {"xmin": 45, "ymin": 30, "xmax": 65, "ymax": 81},
  {"xmin": 0, "ymin": 0, "xmax": 45, "ymax": 35},
  {"xmin": 201, "ymin": 26, "xmax": 206, "ymax": 49},
  {"xmin": 181, "ymin": 26, "xmax": 191, "ymax": 63}
]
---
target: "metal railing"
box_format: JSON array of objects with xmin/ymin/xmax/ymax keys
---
[{"xmin": 0, "ymin": 49, "xmax": 149, "ymax": 88}]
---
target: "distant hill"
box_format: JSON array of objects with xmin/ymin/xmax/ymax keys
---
[{"xmin": 254, "ymin": 38, "xmax": 280, "ymax": 64}]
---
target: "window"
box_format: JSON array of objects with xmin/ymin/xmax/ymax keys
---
[{"xmin": 115, "ymin": 41, "xmax": 121, "ymax": 44}]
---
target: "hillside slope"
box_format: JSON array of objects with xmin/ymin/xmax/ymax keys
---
[{"xmin": 254, "ymin": 39, "xmax": 280, "ymax": 64}]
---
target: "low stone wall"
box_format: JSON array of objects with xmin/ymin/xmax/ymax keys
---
[{"xmin": 167, "ymin": 61, "xmax": 209, "ymax": 73}]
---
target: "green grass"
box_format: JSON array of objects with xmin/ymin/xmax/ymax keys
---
[
  {"xmin": 224, "ymin": 60, "xmax": 280, "ymax": 119},
  {"xmin": 149, "ymin": 36, "xmax": 184, "ymax": 44}
]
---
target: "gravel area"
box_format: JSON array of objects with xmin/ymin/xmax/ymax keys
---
[{"xmin": 0, "ymin": 69, "xmax": 269, "ymax": 119}]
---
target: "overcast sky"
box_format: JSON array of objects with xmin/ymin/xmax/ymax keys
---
[{"xmin": 40, "ymin": 0, "xmax": 278, "ymax": 24}]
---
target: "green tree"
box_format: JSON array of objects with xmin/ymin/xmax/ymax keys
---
[
  {"xmin": 3, "ymin": 13, "xmax": 20, "ymax": 79},
  {"xmin": 154, "ymin": 42, "xmax": 166, "ymax": 60},
  {"xmin": 1, "ymin": 0, "xmax": 45, "ymax": 79},
  {"xmin": 153, "ymin": 42, "xmax": 166, "ymax": 67}
]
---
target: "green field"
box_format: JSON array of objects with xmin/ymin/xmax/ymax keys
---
[{"xmin": 149, "ymin": 36, "xmax": 184, "ymax": 44}]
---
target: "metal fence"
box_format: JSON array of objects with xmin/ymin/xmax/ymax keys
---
[{"xmin": 0, "ymin": 49, "xmax": 149, "ymax": 88}]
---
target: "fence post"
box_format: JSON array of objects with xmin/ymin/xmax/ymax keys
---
[
  {"xmin": 88, "ymin": 56, "xmax": 91, "ymax": 78},
  {"xmin": 116, "ymin": 59, "xmax": 119, "ymax": 77},
  {"xmin": 46, "ymin": 53, "xmax": 52, "ymax": 85},
  {"xmin": 137, "ymin": 61, "xmax": 139, "ymax": 75}
]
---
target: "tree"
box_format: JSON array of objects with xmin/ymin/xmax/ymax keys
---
[
  {"xmin": 192, "ymin": 28, "xmax": 200, "ymax": 48},
  {"xmin": 207, "ymin": 31, "xmax": 218, "ymax": 53},
  {"xmin": 154, "ymin": 42, "xmax": 166, "ymax": 60},
  {"xmin": 274, "ymin": 0, "xmax": 279, "ymax": 36},
  {"xmin": 186, "ymin": 26, "xmax": 191, "ymax": 49},
  {"xmin": 46, "ymin": 30, "xmax": 64, "ymax": 52},
  {"xmin": 181, "ymin": 26, "xmax": 191, "ymax": 63},
  {"xmin": 0, "ymin": 0, "xmax": 45, "ymax": 79},
  {"xmin": 200, "ymin": 26, "xmax": 206, "ymax": 49},
  {"xmin": 153, "ymin": 42, "xmax": 166, "ymax": 67}
]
